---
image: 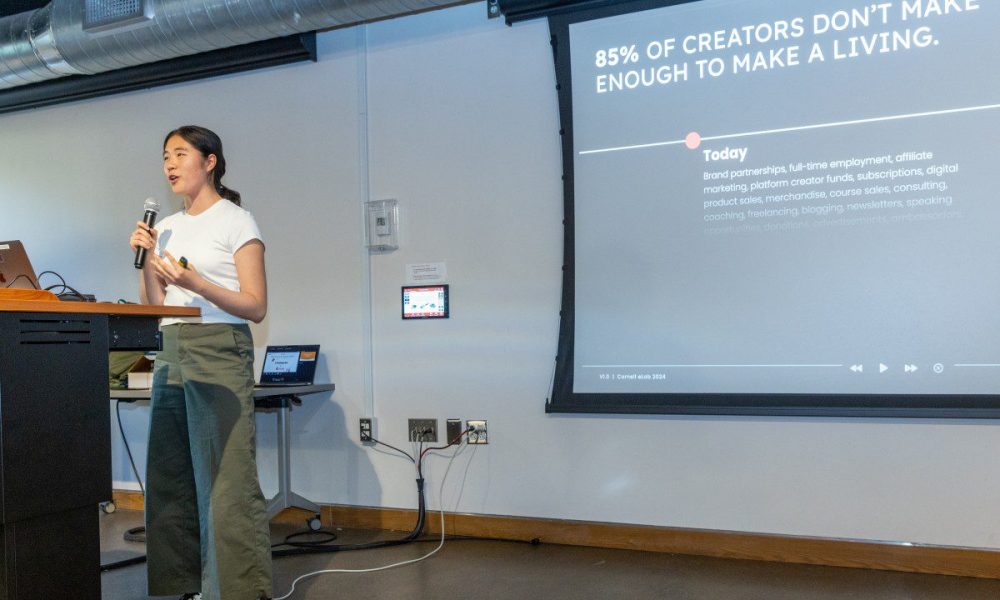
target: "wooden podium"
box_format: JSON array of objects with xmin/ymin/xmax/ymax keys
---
[{"xmin": 0, "ymin": 300, "xmax": 197, "ymax": 599}]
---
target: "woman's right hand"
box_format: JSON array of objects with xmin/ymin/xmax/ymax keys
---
[{"xmin": 129, "ymin": 221, "xmax": 158, "ymax": 257}]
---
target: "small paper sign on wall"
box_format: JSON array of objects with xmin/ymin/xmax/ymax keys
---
[{"xmin": 406, "ymin": 262, "xmax": 447, "ymax": 285}]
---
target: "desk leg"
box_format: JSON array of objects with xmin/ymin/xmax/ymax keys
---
[{"xmin": 265, "ymin": 404, "xmax": 321, "ymax": 521}]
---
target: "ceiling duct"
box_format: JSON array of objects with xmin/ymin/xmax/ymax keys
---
[
  {"xmin": 495, "ymin": 0, "xmax": 673, "ymax": 25},
  {"xmin": 494, "ymin": 0, "xmax": 615, "ymax": 24},
  {"xmin": 0, "ymin": 0, "xmax": 462, "ymax": 91}
]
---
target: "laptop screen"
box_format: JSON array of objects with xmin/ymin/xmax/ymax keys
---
[{"xmin": 259, "ymin": 345, "xmax": 319, "ymax": 385}]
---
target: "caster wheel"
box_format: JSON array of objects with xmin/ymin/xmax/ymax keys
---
[
  {"xmin": 100, "ymin": 501, "xmax": 117, "ymax": 514},
  {"xmin": 307, "ymin": 515, "xmax": 322, "ymax": 531}
]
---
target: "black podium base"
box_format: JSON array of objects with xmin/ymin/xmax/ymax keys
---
[{"xmin": 0, "ymin": 505, "xmax": 100, "ymax": 599}]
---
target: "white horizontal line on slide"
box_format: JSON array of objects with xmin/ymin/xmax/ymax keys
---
[{"xmin": 578, "ymin": 102, "xmax": 1000, "ymax": 156}]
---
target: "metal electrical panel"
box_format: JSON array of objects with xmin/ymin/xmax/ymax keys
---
[{"xmin": 365, "ymin": 199, "xmax": 399, "ymax": 252}]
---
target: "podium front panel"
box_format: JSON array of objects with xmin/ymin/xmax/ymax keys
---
[{"xmin": 0, "ymin": 312, "xmax": 111, "ymax": 523}]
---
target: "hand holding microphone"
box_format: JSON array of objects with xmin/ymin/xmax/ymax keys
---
[{"xmin": 130, "ymin": 198, "xmax": 160, "ymax": 269}]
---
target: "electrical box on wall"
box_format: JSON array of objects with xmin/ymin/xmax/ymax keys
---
[{"xmin": 365, "ymin": 199, "xmax": 399, "ymax": 252}]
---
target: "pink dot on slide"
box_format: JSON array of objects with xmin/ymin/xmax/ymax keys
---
[{"xmin": 685, "ymin": 132, "xmax": 702, "ymax": 150}]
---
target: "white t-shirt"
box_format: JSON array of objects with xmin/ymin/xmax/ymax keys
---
[{"xmin": 154, "ymin": 199, "xmax": 263, "ymax": 325}]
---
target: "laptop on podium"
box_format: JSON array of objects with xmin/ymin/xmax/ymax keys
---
[
  {"xmin": 257, "ymin": 345, "xmax": 320, "ymax": 387},
  {"xmin": 0, "ymin": 241, "xmax": 40, "ymax": 290}
]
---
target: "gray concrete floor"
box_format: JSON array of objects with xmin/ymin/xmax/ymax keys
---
[{"xmin": 100, "ymin": 509, "xmax": 1000, "ymax": 599}]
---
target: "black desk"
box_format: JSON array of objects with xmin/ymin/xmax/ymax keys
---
[
  {"xmin": 111, "ymin": 383, "xmax": 335, "ymax": 525},
  {"xmin": 0, "ymin": 301, "xmax": 196, "ymax": 600}
]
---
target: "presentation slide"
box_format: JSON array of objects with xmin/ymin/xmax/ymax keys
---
[
  {"xmin": 569, "ymin": 0, "xmax": 998, "ymax": 395},
  {"xmin": 264, "ymin": 352, "xmax": 300, "ymax": 374}
]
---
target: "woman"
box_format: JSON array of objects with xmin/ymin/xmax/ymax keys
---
[{"xmin": 129, "ymin": 126, "xmax": 272, "ymax": 600}]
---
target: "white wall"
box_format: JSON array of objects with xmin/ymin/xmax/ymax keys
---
[{"xmin": 2, "ymin": 2, "xmax": 999, "ymax": 550}]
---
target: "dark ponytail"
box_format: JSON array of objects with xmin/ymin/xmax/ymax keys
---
[{"xmin": 164, "ymin": 125, "xmax": 242, "ymax": 206}]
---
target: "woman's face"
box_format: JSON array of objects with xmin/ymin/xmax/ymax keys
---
[{"xmin": 163, "ymin": 134, "xmax": 216, "ymax": 198}]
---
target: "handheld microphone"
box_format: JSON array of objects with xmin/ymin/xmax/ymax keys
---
[{"xmin": 133, "ymin": 197, "xmax": 161, "ymax": 269}]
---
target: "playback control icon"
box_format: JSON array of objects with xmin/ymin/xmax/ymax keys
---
[{"xmin": 848, "ymin": 364, "xmax": 920, "ymax": 374}]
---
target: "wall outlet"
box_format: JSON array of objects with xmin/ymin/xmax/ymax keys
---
[
  {"xmin": 408, "ymin": 418, "xmax": 438, "ymax": 443},
  {"xmin": 446, "ymin": 419, "xmax": 463, "ymax": 444},
  {"xmin": 359, "ymin": 418, "xmax": 375, "ymax": 444},
  {"xmin": 467, "ymin": 420, "xmax": 488, "ymax": 444}
]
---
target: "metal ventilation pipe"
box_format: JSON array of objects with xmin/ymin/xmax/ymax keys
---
[{"xmin": 0, "ymin": 0, "xmax": 461, "ymax": 90}]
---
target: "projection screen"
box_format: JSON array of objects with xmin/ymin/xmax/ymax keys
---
[{"xmin": 547, "ymin": 0, "xmax": 1000, "ymax": 416}]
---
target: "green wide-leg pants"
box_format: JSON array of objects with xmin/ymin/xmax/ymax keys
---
[{"xmin": 146, "ymin": 323, "xmax": 272, "ymax": 600}]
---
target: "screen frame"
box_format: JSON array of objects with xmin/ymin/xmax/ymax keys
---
[
  {"xmin": 545, "ymin": 0, "xmax": 1000, "ymax": 418},
  {"xmin": 401, "ymin": 284, "xmax": 450, "ymax": 320}
]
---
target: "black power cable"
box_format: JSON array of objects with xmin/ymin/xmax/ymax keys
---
[
  {"xmin": 102, "ymin": 433, "xmax": 439, "ymax": 571},
  {"xmin": 100, "ymin": 442, "xmax": 148, "ymax": 574},
  {"xmin": 101, "ymin": 421, "xmax": 528, "ymax": 571},
  {"xmin": 36, "ymin": 270, "xmax": 65, "ymax": 290},
  {"xmin": 45, "ymin": 283, "xmax": 91, "ymax": 301},
  {"xmin": 266, "ymin": 430, "xmax": 471, "ymax": 558},
  {"xmin": 103, "ymin": 427, "xmax": 473, "ymax": 570},
  {"xmin": 3, "ymin": 273, "xmax": 39, "ymax": 289},
  {"xmin": 275, "ymin": 530, "xmax": 338, "ymax": 548},
  {"xmin": 114, "ymin": 399, "xmax": 148, "ymax": 543},
  {"xmin": 3, "ymin": 270, "xmax": 91, "ymax": 299},
  {"xmin": 102, "ymin": 477, "xmax": 428, "ymax": 571},
  {"xmin": 115, "ymin": 400, "xmax": 145, "ymax": 497},
  {"xmin": 21, "ymin": 269, "xmax": 93, "ymax": 300},
  {"xmin": 270, "ymin": 478, "xmax": 427, "ymax": 559},
  {"xmin": 371, "ymin": 439, "xmax": 415, "ymax": 463}
]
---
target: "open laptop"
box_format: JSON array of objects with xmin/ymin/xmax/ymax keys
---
[
  {"xmin": 258, "ymin": 345, "xmax": 320, "ymax": 387},
  {"xmin": 0, "ymin": 241, "xmax": 40, "ymax": 290}
]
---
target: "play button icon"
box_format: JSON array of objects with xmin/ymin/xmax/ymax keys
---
[{"xmin": 879, "ymin": 363, "xmax": 888, "ymax": 373}]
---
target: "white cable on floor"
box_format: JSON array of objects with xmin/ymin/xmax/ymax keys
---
[{"xmin": 273, "ymin": 443, "xmax": 466, "ymax": 600}]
